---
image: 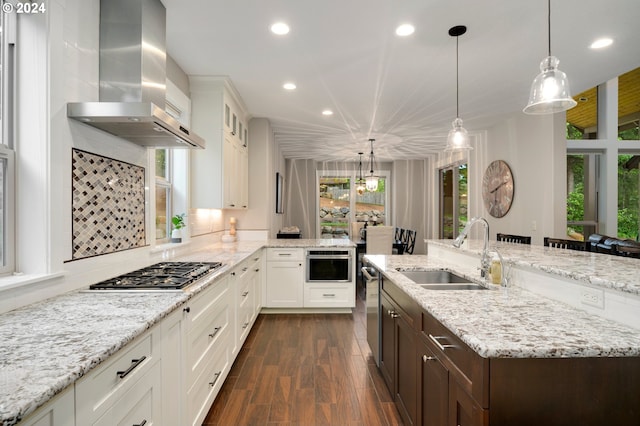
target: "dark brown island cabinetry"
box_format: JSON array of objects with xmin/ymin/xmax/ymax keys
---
[{"xmin": 380, "ymin": 278, "xmax": 640, "ymax": 426}]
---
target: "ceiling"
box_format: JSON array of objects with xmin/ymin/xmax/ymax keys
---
[{"xmin": 162, "ymin": 0, "xmax": 640, "ymax": 161}]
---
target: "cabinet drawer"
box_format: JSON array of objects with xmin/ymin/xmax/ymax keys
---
[
  {"xmin": 184, "ymin": 276, "xmax": 229, "ymax": 332},
  {"xmin": 76, "ymin": 329, "xmax": 158, "ymax": 424},
  {"xmin": 421, "ymin": 311, "xmax": 488, "ymax": 406},
  {"xmin": 93, "ymin": 361, "xmax": 162, "ymax": 426},
  {"xmin": 187, "ymin": 337, "xmax": 230, "ymax": 426},
  {"xmin": 304, "ymin": 284, "xmax": 354, "ymax": 307},
  {"xmin": 186, "ymin": 299, "xmax": 230, "ymax": 390},
  {"xmin": 267, "ymin": 248, "xmax": 303, "ymax": 261}
]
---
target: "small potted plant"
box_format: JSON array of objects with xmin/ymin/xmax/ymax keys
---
[{"xmin": 171, "ymin": 213, "xmax": 186, "ymax": 243}]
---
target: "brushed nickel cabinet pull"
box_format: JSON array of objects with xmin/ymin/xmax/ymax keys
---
[{"xmin": 428, "ymin": 334, "xmax": 455, "ymax": 351}]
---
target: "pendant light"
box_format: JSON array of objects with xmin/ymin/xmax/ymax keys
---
[
  {"xmin": 445, "ymin": 25, "xmax": 472, "ymax": 152},
  {"xmin": 523, "ymin": 0, "xmax": 576, "ymax": 114},
  {"xmin": 365, "ymin": 139, "xmax": 379, "ymax": 192},
  {"xmin": 356, "ymin": 152, "xmax": 366, "ymax": 196}
]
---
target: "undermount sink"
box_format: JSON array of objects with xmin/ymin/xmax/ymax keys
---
[
  {"xmin": 399, "ymin": 270, "xmax": 472, "ymax": 284},
  {"xmin": 419, "ymin": 283, "xmax": 487, "ymax": 291},
  {"xmin": 398, "ymin": 270, "xmax": 487, "ymax": 290}
]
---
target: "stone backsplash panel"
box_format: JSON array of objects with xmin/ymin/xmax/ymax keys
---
[{"xmin": 71, "ymin": 149, "xmax": 146, "ymax": 259}]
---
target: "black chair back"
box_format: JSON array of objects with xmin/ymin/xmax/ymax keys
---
[
  {"xmin": 402, "ymin": 230, "xmax": 417, "ymax": 254},
  {"xmin": 543, "ymin": 237, "xmax": 589, "ymax": 251},
  {"xmin": 496, "ymin": 233, "xmax": 531, "ymax": 245}
]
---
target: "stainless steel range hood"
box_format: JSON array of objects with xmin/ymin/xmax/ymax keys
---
[{"xmin": 67, "ymin": 0, "xmax": 205, "ymax": 149}]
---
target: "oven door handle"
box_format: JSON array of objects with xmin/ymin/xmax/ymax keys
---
[
  {"xmin": 361, "ymin": 267, "xmax": 377, "ymax": 281},
  {"xmin": 306, "ymin": 255, "xmax": 352, "ymax": 260}
]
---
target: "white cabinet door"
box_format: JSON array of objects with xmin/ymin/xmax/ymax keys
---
[
  {"xmin": 266, "ymin": 262, "xmax": 304, "ymax": 307},
  {"xmin": 191, "ymin": 77, "xmax": 249, "ymax": 210},
  {"xmin": 20, "ymin": 386, "xmax": 74, "ymax": 426}
]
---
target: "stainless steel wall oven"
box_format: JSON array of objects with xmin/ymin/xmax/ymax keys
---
[{"xmin": 305, "ymin": 249, "xmax": 352, "ymax": 283}]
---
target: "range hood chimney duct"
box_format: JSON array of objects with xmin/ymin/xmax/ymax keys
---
[{"xmin": 67, "ymin": 0, "xmax": 205, "ymax": 149}]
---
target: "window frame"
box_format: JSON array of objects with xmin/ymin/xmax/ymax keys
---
[
  {"xmin": 0, "ymin": 8, "xmax": 16, "ymax": 275},
  {"xmin": 155, "ymin": 149, "xmax": 172, "ymax": 244}
]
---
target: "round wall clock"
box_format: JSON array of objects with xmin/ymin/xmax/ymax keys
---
[{"xmin": 482, "ymin": 160, "xmax": 514, "ymax": 218}]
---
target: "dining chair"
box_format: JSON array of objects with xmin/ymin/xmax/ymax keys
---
[
  {"xmin": 366, "ymin": 226, "xmax": 394, "ymax": 255},
  {"xmin": 351, "ymin": 222, "xmax": 365, "ymax": 240},
  {"xmin": 612, "ymin": 241, "xmax": 640, "ymax": 258},
  {"xmin": 496, "ymin": 233, "xmax": 531, "ymax": 245},
  {"xmin": 402, "ymin": 230, "xmax": 417, "ymax": 254},
  {"xmin": 543, "ymin": 237, "xmax": 589, "ymax": 251}
]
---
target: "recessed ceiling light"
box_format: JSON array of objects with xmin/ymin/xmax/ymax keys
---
[
  {"xmin": 590, "ymin": 38, "xmax": 613, "ymax": 49},
  {"xmin": 395, "ymin": 24, "xmax": 415, "ymax": 37},
  {"xmin": 322, "ymin": 109, "xmax": 333, "ymax": 116},
  {"xmin": 283, "ymin": 82, "xmax": 297, "ymax": 90},
  {"xmin": 271, "ymin": 22, "xmax": 290, "ymax": 35}
]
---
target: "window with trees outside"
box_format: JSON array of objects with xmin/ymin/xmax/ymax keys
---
[
  {"xmin": 566, "ymin": 66, "xmax": 640, "ymax": 241},
  {"xmin": 318, "ymin": 172, "xmax": 389, "ymax": 239},
  {"xmin": 155, "ymin": 149, "xmax": 172, "ymax": 242}
]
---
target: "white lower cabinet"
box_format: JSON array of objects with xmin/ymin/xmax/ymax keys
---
[
  {"xmin": 265, "ymin": 248, "xmax": 304, "ymax": 307},
  {"xmin": 75, "ymin": 326, "xmax": 160, "ymax": 425},
  {"xmin": 303, "ymin": 283, "xmax": 354, "ymax": 307},
  {"xmin": 93, "ymin": 361, "xmax": 162, "ymax": 426},
  {"xmin": 20, "ymin": 386, "xmax": 74, "ymax": 426},
  {"xmin": 28, "ymin": 250, "xmax": 267, "ymax": 426},
  {"xmin": 234, "ymin": 253, "xmax": 262, "ymax": 354},
  {"xmin": 183, "ymin": 275, "xmax": 231, "ymax": 426}
]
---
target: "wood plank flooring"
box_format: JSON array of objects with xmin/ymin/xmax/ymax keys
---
[{"xmin": 202, "ymin": 295, "xmax": 404, "ymax": 425}]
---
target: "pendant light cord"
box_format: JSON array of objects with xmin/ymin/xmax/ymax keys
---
[
  {"xmin": 455, "ymin": 35, "xmax": 460, "ymax": 118},
  {"xmin": 368, "ymin": 139, "xmax": 375, "ymax": 174},
  {"xmin": 547, "ymin": 0, "xmax": 551, "ymax": 56}
]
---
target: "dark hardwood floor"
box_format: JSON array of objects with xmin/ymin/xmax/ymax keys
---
[{"xmin": 202, "ymin": 292, "xmax": 404, "ymax": 425}]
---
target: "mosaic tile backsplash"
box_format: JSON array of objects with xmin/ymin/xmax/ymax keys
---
[{"xmin": 72, "ymin": 149, "xmax": 146, "ymax": 259}]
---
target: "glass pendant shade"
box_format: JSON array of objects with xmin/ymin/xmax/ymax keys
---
[
  {"xmin": 365, "ymin": 175, "xmax": 378, "ymax": 192},
  {"xmin": 523, "ymin": 56, "xmax": 577, "ymax": 114},
  {"xmin": 445, "ymin": 117, "xmax": 472, "ymax": 151},
  {"xmin": 356, "ymin": 183, "xmax": 366, "ymax": 195}
]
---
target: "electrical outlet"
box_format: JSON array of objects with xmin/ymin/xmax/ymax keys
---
[
  {"xmin": 580, "ymin": 287, "xmax": 604, "ymax": 309},
  {"xmin": 531, "ymin": 220, "xmax": 537, "ymax": 231}
]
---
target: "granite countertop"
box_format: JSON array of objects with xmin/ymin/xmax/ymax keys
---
[
  {"xmin": 0, "ymin": 238, "xmax": 359, "ymax": 425},
  {"xmin": 265, "ymin": 238, "xmax": 356, "ymax": 248},
  {"xmin": 428, "ymin": 239, "xmax": 640, "ymax": 296},
  {"xmin": 364, "ymin": 253, "xmax": 640, "ymax": 360},
  {"xmin": 0, "ymin": 240, "xmax": 269, "ymax": 426}
]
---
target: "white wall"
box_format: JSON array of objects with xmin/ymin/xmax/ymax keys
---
[
  {"xmin": 482, "ymin": 113, "xmax": 566, "ymax": 245},
  {"xmin": 224, "ymin": 117, "xmax": 282, "ymax": 238}
]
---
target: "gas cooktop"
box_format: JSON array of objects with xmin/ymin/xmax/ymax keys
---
[{"xmin": 89, "ymin": 261, "xmax": 224, "ymax": 290}]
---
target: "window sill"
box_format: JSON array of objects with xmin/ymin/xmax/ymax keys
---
[
  {"xmin": 0, "ymin": 271, "xmax": 66, "ymax": 292},
  {"xmin": 150, "ymin": 240, "xmax": 192, "ymax": 254}
]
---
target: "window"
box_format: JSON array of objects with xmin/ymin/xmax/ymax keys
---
[
  {"xmin": 566, "ymin": 87, "xmax": 598, "ymax": 140},
  {"xmin": 567, "ymin": 66, "xmax": 640, "ymax": 240},
  {"xmin": 155, "ymin": 149, "xmax": 172, "ymax": 242},
  {"xmin": 439, "ymin": 163, "xmax": 467, "ymax": 239},
  {"xmin": 317, "ymin": 171, "xmax": 389, "ymax": 239},
  {"xmin": 618, "ymin": 154, "xmax": 639, "ymax": 239},
  {"xmin": 566, "ymin": 154, "xmax": 599, "ymax": 239},
  {"xmin": 618, "ymin": 67, "xmax": 640, "ymax": 140},
  {"xmin": 0, "ymin": 10, "xmax": 15, "ymax": 274}
]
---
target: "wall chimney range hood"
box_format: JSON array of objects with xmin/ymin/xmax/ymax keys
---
[{"xmin": 67, "ymin": 0, "xmax": 205, "ymax": 149}]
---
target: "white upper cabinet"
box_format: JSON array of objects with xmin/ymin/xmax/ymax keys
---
[{"xmin": 190, "ymin": 77, "xmax": 249, "ymax": 209}]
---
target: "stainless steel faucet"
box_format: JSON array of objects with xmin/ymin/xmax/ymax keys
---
[{"xmin": 453, "ymin": 217, "xmax": 490, "ymax": 278}]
